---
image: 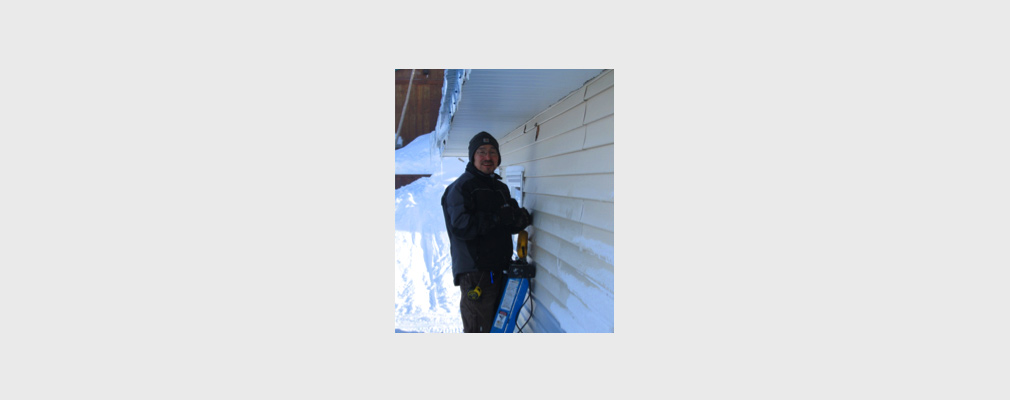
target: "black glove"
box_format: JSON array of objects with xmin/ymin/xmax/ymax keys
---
[{"xmin": 514, "ymin": 207, "xmax": 531, "ymax": 229}]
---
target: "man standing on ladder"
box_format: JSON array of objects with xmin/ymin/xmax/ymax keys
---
[{"xmin": 441, "ymin": 131, "xmax": 531, "ymax": 333}]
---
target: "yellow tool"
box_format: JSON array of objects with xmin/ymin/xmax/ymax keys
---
[
  {"xmin": 467, "ymin": 285, "xmax": 482, "ymax": 301},
  {"xmin": 517, "ymin": 230, "xmax": 528, "ymax": 259}
]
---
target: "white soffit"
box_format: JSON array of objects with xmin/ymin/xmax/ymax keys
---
[{"xmin": 442, "ymin": 69, "xmax": 605, "ymax": 157}]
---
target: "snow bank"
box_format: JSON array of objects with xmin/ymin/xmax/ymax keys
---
[
  {"xmin": 394, "ymin": 146, "xmax": 467, "ymax": 333},
  {"xmin": 394, "ymin": 71, "xmax": 470, "ymax": 333},
  {"xmin": 394, "ymin": 132, "xmax": 439, "ymax": 175}
]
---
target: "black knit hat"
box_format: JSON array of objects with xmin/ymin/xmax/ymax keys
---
[{"xmin": 468, "ymin": 131, "xmax": 500, "ymax": 167}]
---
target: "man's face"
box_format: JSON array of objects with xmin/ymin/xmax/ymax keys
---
[{"xmin": 473, "ymin": 144, "xmax": 499, "ymax": 175}]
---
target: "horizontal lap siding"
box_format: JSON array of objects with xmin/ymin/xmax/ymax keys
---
[
  {"xmin": 519, "ymin": 145, "xmax": 614, "ymax": 177},
  {"xmin": 525, "ymin": 229, "xmax": 613, "ymax": 332},
  {"xmin": 584, "ymin": 86, "xmax": 614, "ymax": 125},
  {"xmin": 522, "ymin": 293, "xmax": 563, "ymax": 333},
  {"xmin": 500, "ymin": 70, "xmax": 614, "ymax": 333},
  {"xmin": 536, "ymin": 227, "xmax": 613, "ymax": 293},
  {"xmin": 525, "ymin": 174, "xmax": 614, "ymax": 203},
  {"xmin": 585, "ymin": 115, "xmax": 614, "ymax": 149},
  {"xmin": 522, "ymin": 248, "xmax": 573, "ymax": 330}
]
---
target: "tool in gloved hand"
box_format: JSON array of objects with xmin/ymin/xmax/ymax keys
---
[{"xmin": 496, "ymin": 200, "xmax": 531, "ymax": 229}]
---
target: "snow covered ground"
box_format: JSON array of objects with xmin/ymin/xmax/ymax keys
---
[{"xmin": 394, "ymin": 132, "xmax": 467, "ymax": 333}]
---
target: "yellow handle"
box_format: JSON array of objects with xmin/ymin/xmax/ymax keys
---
[{"xmin": 517, "ymin": 230, "xmax": 528, "ymax": 259}]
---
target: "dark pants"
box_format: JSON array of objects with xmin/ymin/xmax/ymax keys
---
[{"xmin": 457, "ymin": 270, "xmax": 507, "ymax": 333}]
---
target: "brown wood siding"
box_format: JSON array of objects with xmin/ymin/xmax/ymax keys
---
[
  {"xmin": 394, "ymin": 69, "xmax": 444, "ymax": 148},
  {"xmin": 394, "ymin": 174, "xmax": 432, "ymax": 189}
]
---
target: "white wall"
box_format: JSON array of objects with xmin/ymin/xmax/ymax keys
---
[{"xmin": 498, "ymin": 70, "xmax": 614, "ymax": 333}]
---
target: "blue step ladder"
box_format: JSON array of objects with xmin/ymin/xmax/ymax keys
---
[{"xmin": 491, "ymin": 230, "xmax": 535, "ymax": 333}]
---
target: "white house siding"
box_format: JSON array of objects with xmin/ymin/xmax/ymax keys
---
[{"xmin": 498, "ymin": 70, "xmax": 614, "ymax": 333}]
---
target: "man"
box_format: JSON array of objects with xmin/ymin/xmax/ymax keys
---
[{"xmin": 441, "ymin": 131, "xmax": 531, "ymax": 333}]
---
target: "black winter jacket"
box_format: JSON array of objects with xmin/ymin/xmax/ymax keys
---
[{"xmin": 441, "ymin": 164, "xmax": 526, "ymax": 286}]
